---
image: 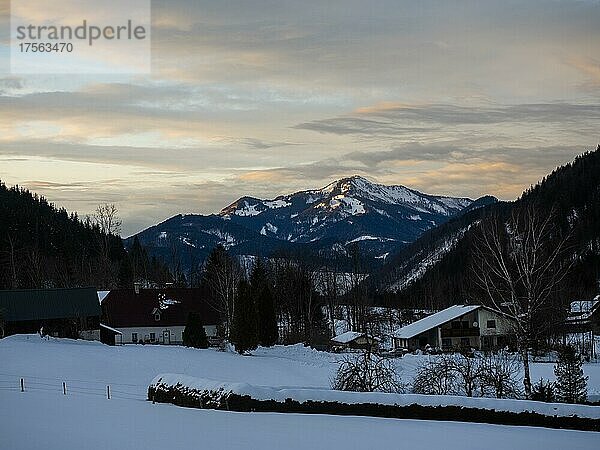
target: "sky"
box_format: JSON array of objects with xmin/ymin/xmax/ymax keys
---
[{"xmin": 0, "ymin": 0, "xmax": 599, "ymax": 236}]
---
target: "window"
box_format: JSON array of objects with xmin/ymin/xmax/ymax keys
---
[
  {"xmin": 442, "ymin": 338, "xmax": 452, "ymax": 348},
  {"xmin": 451, "ymin": 321, "xmax": 461, "ymax": 329},
  {"xmin": 154, "ymin": 313, "xmax": 160, "ymax": 321},
  {"xmin": 487, "ymin": 320, "xmax": 496, "ymax": 329},
  {"xmin": 461, "ymin": 321, "xmax": 469, "ymax": 329},
  {"xmin": 149, "ymin": 332, "xmax": 156, "ymax": 342},
  {"xmin": 460, "ymin": 338, "xmax": 470, "ymax": 347},
  {"xmin": 132, "ymin": 332, "xmax": 138, "ymax": 343}
]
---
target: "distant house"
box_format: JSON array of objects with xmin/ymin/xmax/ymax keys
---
[
  {"xmin": 331, "ymin": 331, "xmax": 380, "ymax": 351},
  {"xmin": 0, "ymin": 287, "xmax": 101, "ymax": 339},
  {"xmin": 393, "ymin": 304, "xmax": 516, "ymax": 352},
  {"xmin": 562, "ymin": 296, "xmax": 599, "ymax": 359},
  {"xmin": 101, "ymin": 288, "xmax": 219, "ymax": 345}
]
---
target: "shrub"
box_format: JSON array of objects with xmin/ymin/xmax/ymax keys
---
[{"xmin": 332, "ymin": 352, "xmax": 404, "ymax": 393}]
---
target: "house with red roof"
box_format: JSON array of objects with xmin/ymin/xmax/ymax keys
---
[{"xmin": 101, "ymin": 288, "xmax": 220, "ymax": 345}]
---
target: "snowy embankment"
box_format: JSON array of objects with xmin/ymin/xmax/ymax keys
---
[{"xmin": 150, "ymin": 373, "xmax": 600, "ymax": 420}]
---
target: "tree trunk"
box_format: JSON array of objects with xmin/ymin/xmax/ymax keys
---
[{"xmin": 521, "ymin": 347, "xmax": 532, "ymax": 398}]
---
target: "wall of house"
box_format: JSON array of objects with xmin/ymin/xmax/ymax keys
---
[
  {"xmin": 118, "ymin": 325, "xmax": 217, "ymax": 344},
  {"xmin": 477, "ymin": 308, "xmax": 515, "ymax": 336}
]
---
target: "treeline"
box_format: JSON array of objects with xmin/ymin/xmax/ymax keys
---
[
  {"xmin": 200, "ymin": 245, "xmax": 331, "ymax": 349},
  {"xmin": 0, "ymin": 183, "xmax": 171, "ymax": 290}
]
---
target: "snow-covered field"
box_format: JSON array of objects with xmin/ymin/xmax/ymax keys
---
[
  {"xmin": 2, "ymin": 389, "xmax": 599, "ymax": 450},
  {"xmin": 1, "ymin": 335, "xmax": 599, "ymax": 449}
]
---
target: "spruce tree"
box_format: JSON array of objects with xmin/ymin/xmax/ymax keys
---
[
  {"xmin": 554, "ymin": 345, "xmax": 588, "ymax": 404},
  {"xmin": 531, "ymin": 378, "xmax": 555, "ymax": 403},
  {"xmin": 250, "ymin": 259, "xmax": 278, "ymax": 347},
  {"xmin": 183, "ymin": 312, "xmax": 209, "ymax": 349},
  {"xmin": 231, "ymin": 279, "xmax": 259, "ymax": 354}
]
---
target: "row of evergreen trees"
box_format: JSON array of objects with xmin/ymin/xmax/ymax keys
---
[{"xmin": 0, "ymin": 182, "xmax": 172, "ymax": 290}]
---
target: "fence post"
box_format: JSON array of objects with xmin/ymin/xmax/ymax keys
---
[
  {"xmin": 63, "ymin": 382, "xmax": 66, "ymax": 395},
  {"xmin": 20, "ymin": 378, "xmax": 24, "ymax": 392},
  {"xmin": 107, "ymin": 385, "xmax": 110, "ymax": 399}
]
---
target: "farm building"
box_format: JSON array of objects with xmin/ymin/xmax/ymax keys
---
[
  {"xmin": 0, "ymin": 287, "xmax": 101, "ymax": 339},
  {"xmin": 331, "ymin": 331, "xmax": 380, "ymax": 351},
  {"xmin": 562, "ymin": 296, "xmax": 600, "ymax": 359},
  {"xmin": 101, "ymin": 288, "xmax": 219, "ymax": 345},
  {"xmin": 393, "ymin": 304, "xmax": 516, "ymax": 352}
]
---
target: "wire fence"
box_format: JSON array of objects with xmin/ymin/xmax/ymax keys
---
[{"xmin": 0, "ymin": 372, "xmax": 147, "ymax": 401}]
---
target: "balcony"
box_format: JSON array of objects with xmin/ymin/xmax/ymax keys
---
[{"xmin": 441, "ymin": 327, "xmax": 480, "ymax": 338}]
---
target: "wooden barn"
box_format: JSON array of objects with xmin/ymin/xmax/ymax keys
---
[{"xmin": 0, "ymin": 287, "xmax": 101, "ymax": 339}]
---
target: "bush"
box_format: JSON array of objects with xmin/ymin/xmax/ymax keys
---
[
  {"xmin": 413, "ymin": 355, "xmax": 459, "ymax": 395},
  {"xmin": 332, "ymin": 352, "xmax": 404, "ymax": 393},
  {"xmin": 413, "ymin": 352, "xmax": 521, "ymax": 399},
  {"xmin": 531, "ymin": 378, "xmax": 555, "ymax": 403},
  {"xmin": 479, "ymin": 351, "xmax": 521, "ymax": 399}
]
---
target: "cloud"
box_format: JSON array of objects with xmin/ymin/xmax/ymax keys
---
[{"xmin": 296, "ymin": 103, "xmax": 600, "ymax": 137}]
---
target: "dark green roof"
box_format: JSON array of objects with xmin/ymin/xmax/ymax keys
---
[{"xmin": 0, "ymin": 287, "xmax": 100, "ymax": 322}]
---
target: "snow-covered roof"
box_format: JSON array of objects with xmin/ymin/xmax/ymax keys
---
[
  {"xmin": 99, "ymin": 323, "xmax": 122, "ymax": 334},
  {"xmin": 569, "ymin": 297, "xmax": 599, "ymax": 314},
  {"xmin": 331, "ymin": 331, "xmax": 380, "ymax": 344},
  {"xmin": 393, "ymin": 305, "xmax": 481, "ymax": 339}
]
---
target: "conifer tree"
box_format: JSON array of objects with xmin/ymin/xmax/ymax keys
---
[
  {"xmin": 250, "ymin": 259, "xmax": 278, "ymax": 347},
  {"xmin": 554, "ymin": 345, "xmax": 588, "ymax": 404},
  {"xmin": 231, "ymin": 279, "xmax": 259, "ymax": 354},
  {"xmin": 183, "ymin": 312, "xmax": 209, "ymax": 349}
]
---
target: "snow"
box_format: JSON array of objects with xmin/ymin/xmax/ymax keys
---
[
  {"xmin": 570, "ymin": 297, "xmax": 599, "ymax": 315},
  {"xmin": 331, "ymin": 331, "xmax": 365, "ymax": 344},
  {"xmin": 204, "ymin": 229, "xmax": 236, "ymax": 248},
  {"xmin": 97, "ymin": 290, "xmax": 110, "ymax": 304},
  {"xmin": 158, "ymin": 295, "xmax": 180, "ymax": 310},
  {"xmin": 263, "ymin": 199, "xmax": 291, "ymax": 209},
  {"xmin": 389, "ymin": 225, "xmax": 473, "ymax": 292},
  {"xmin": 260, "ymin": 222, "xmax": 278, "ymax": 235},
  {"xmin": 1, "ymin": 334, "xmax": 600, "ymax": 450},
  {"xmin": 234, "ymin": 201, "xmax": 262, "ymax": 216},
  {"xmin": 347, "ymin": 235, "xmax": 379, "ymax": 243},
  {"xmin": 394, "ymin": 305, "xmax": 481, "ymax": 339},
  {"xmin": 2, "ymin": 390, "xmax": 597, "ymax": 450},
  {"xmin": 151, "ymin": 373, "xmax": 600, "ymax": 419},
  {"xmin": 180, "ymin": 236, "xmax": 196, "ymax": 247},
  {"xmin": 99, "ymin": 323, "xmax": 122, "ymax": 335}
]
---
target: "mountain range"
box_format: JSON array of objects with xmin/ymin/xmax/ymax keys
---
[
  {"xmin": 371, "ymin": 145, "xmax": 600, "ymax": 309},
  {"xmin": 126, "ymin": 176, "xmax": 496, "ymax": 271}
]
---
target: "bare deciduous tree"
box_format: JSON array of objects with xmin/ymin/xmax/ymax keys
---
[
  {"xmin": 480, "ymin": 351, "xmax": 521, "ymax": 399},
  {"xmin": 202, "ymin": 245, "xmax": 242, "ymax": 338},
  {"xmin": 472, "ymin": 206, "xmax": 573, "ymax": 398},
  {"xmin": 92, "ymin": 203, "xmax": 122, "ymax": 288},
  {"xmin": 332, "ymin": 351, "xmax": 404, "ymax": 393},
  {"xmin": 413, "ymin": 355, "xmax": 459, "ymax": 395}
]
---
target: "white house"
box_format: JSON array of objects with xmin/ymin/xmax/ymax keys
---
[
  {"xmin": 101, "ymin": 288, "xmax": 219, "ymax": 345},
  {"xmin": 393, "ymin": 304, "xmax": 516, "ymax": 352}
]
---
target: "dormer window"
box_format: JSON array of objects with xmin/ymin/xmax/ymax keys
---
[{"xmin": 152, "ymin": 307, "xmax": 161, "ymax": 322}]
